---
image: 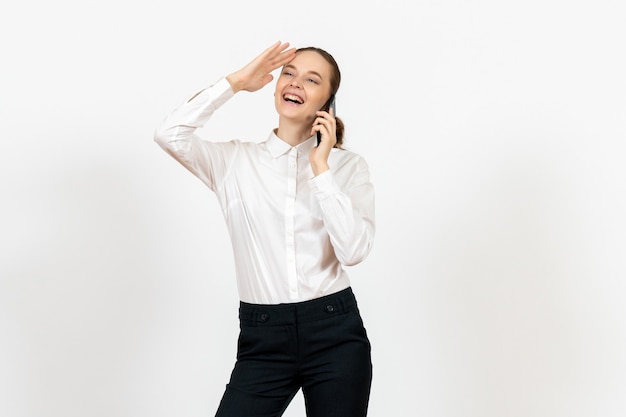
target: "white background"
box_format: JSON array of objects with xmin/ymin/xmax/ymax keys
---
[{"xmin": 1, "ymin": 1, "xmax": 625, "ymax": 416}]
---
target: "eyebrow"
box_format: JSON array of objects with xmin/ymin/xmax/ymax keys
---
[{"xmin": 283, "ymin": 64, "xmax": 323, "ymax": 80}]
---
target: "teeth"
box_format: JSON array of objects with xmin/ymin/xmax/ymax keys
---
[{"xmin": 284, "ymin": 94, "xmax": 303, "ymax": 103}]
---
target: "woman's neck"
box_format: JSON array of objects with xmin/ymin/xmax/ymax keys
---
[{"xmin": 275, "ymin": 118, "xmax": 313, "ymax": 147}]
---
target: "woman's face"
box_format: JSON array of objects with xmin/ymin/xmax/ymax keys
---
[{"xmin": 274, "ymin": 50, "xmax": 333, "ymax": 124}]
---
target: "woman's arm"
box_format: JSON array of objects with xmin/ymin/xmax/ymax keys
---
[
  {"xmin": 310, "ymin": 156, "xmax": 376, "ymax": 266},
  {"xmin": 153, "ymin": 41, "xmax": 296, "ymax": 189}
]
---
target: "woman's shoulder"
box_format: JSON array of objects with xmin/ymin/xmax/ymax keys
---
[
  {"xmin": 330, "ymin": 147, "xmax": 371, "ymax": 171},
  {"xmin": 332, "ymin": 146, "xmax": 368, "ymax": 161}
]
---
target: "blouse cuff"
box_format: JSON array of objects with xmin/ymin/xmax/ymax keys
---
[
  {"xmin": 188, "ymin": 77, "xmax": 235, "ymax": 110},
  {"xmin": 309, "ymin": 170, "xmax": 340, "ymax": 200}
]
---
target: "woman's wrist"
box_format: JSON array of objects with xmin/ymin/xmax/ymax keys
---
[
  {"xmin": 311, "ymin": 161, "xmax": 330, "ymax": 176},
  {"xmin": 225, "ymin": 73, "xmax": 243, "ymax": 93}
]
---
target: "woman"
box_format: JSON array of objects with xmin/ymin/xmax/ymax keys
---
[{"xmin": 154, "ymin": 41, "xmax": 375, "ymax": 417}]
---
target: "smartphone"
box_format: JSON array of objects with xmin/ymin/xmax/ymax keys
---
[{"xmin": 317, "ymin": 95, "xmax": 336, "ymax": 146}]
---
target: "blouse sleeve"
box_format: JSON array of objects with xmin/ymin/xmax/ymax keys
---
[
  {"xmin": 153, "ymin": 77, "xmax": 236, "ymax": 191},
  {"xmin": 308, "ymin": 157, "xmax": 376, "ymax": 266}
]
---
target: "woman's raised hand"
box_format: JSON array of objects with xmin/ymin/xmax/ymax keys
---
[{"xmin": 226, "ymin": 41, "xmax": 296, "ymax": 93}]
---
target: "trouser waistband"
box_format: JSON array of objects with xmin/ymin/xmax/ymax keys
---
[{"xmin": 238, "ymin": 287, "xmax": 357, "ymax": 325}]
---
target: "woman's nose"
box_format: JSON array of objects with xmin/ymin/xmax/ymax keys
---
[{"xmin": 290, "ymin": 79, "xmax": 301, "ymax": 88}]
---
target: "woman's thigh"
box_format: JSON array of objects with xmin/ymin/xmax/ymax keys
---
[{"xmin": 300, "ymin": 308, "xmax": 373, "ymax": 417}]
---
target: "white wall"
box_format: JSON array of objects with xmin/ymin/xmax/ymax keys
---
[{"xmin": 2, "ymin": 1, "xmax": 625, "ymax": 416}]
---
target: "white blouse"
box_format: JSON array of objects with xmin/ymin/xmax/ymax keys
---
[{"xmin": 154, "ymin": 77, "xmax": 375, "ymax": 304}]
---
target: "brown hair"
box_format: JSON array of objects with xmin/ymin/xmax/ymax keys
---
[{"xmin": 296, "ymin": 47, "xmax": 345, "ymax": 147}]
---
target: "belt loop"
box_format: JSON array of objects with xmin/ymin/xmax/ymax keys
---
[
  {"xmin": 335, "ymin": 295, "xmax": 345, "ymax": 314},
  {"xmin": 341, "ymin": 288, "xmax": 356, "ymax": 313}
]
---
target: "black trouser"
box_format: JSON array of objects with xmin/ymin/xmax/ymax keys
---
[{"xmin": 215, "ymin": 287, "xmax": 372, "ymax": 417}]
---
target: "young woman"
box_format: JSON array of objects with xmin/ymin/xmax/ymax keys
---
[{"xmin": 154, "ymin": 41, "xmax": 375, "ymax": 417}]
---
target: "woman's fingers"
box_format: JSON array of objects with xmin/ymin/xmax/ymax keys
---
[
  {"xmin": 264, "ymin": 41, "xmax": 296, "ymax": 71},
  {"xmin": 228, "ymin": 41, "xmax": 295, "ymax": 93},
  {"xmin": 311, "ymin": 110, "xmax": 337, "ymax": 146}
]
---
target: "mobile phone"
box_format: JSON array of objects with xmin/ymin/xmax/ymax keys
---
[{"xmin": 317, "ymin": 95, "xmax": 336, "ymax": 146}]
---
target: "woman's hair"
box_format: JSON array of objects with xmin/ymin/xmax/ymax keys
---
[{"xmin": 296, "ymin": 47, "xmax": 345, "ymax": 147}]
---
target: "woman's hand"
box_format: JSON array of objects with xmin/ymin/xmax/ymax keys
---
[
  {"xmin": 226, "ymin": 41, "xmax": 296, "ymax": 93},
  {"xmin": 309, "ymin": 106, "xmax": 337, "ymax": 175}
]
